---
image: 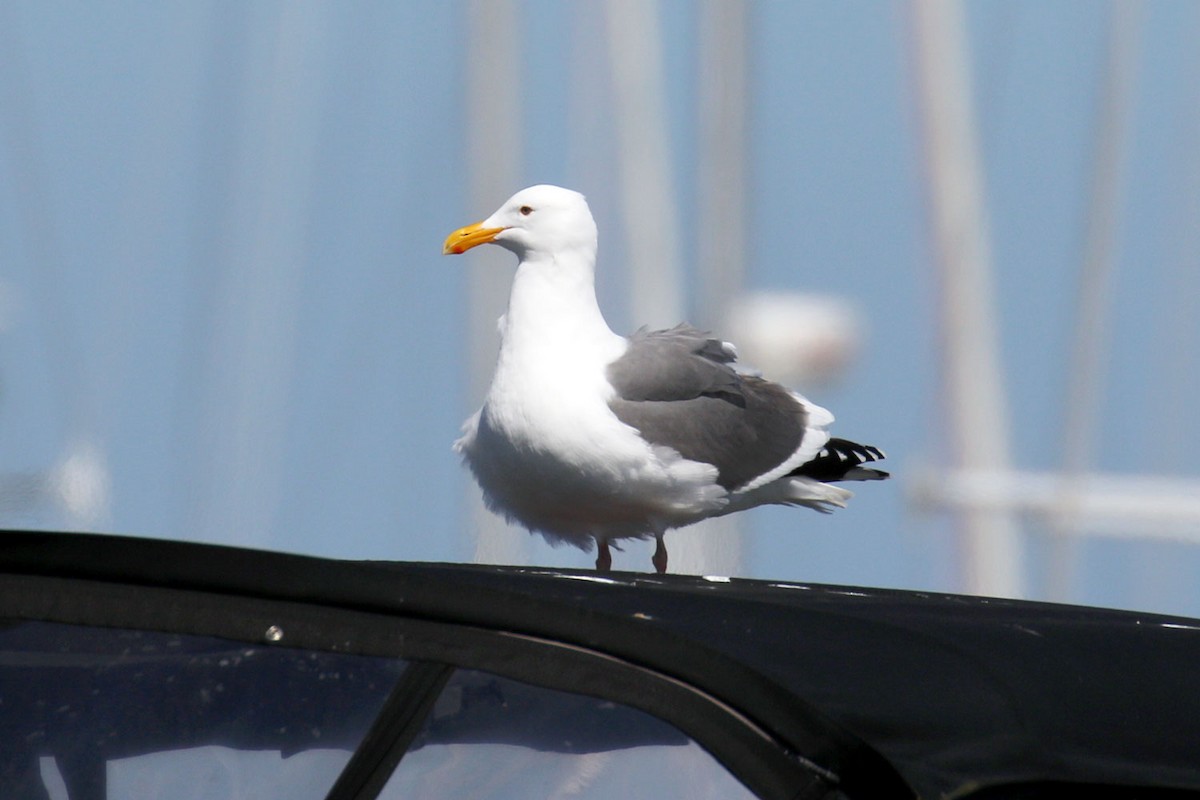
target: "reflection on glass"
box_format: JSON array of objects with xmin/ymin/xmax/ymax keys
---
[
  {"xmin": 382, "ymin": 669, "xmax": 756, "ymax": 800},
  {"xmin": 0, "ymin": 620, "xmax": 408, "ymax": 800}
]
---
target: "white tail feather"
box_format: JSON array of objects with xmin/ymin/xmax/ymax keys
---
[{"xmin": 722, "ymin": 475, "xmax": 853, "ymax": 516}]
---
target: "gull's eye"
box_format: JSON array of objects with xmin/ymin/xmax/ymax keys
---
[{"xmin": 519, "ymin": 205, "xmax": 533, "ymax": 216}]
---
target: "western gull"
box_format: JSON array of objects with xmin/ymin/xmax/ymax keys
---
[{"xmin": 444, "ymin": 185, "xmax": 887, "ymax": 574}]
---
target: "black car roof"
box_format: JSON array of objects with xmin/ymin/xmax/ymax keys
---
[{"xmin": 4, "ymin": 529, "xmax": 1200, "ymax": 799}]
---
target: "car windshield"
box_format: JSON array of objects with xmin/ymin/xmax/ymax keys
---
[
  {"xmin": 380, "ymin": 668, "xmax": 755, "ymax": 799},
  {"xmin": 1, "ymin": 620, "xmax": 408, "ymax": 800},
  {"xmin": 2, "ymin": 619, "xmax": 755, "ymax": 800}
]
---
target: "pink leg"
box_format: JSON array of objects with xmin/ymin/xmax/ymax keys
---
[
  {"xmin": 596, "ymin": 539, "xmax": 612, "ymax": 572},
  {"xmin": 652, "ymin": 535, "xmax": 668, "ymax": 575}
]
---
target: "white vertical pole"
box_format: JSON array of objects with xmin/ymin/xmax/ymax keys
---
[
  {"xmin": 605, "ymin": 0, "xmax": 685, "ymax": 329},
  {"xmin": 464, "ymin": 0, "xmax": 530, "ymax": 566},
  {"xmin": 1050, "ymin": 1, "xmax": 1142, "ymax": 598},
  {"xmin": 697, "ymin": 0, "xmax": 749, "ymax": 331},
  {"xmin": 605, "ymin": 0, "xmax": 742, "ymax": 575},
  {"xmin": 910, "ymin": 0, "xmax": 1023, "ymax": 597},
  {"xmin": 690, "ymin": 0, "xmax": 751, "ymax": 576},
  {"xmin": 1061, "ymin": 1, "xmax": 1141, "ymax": 477}
]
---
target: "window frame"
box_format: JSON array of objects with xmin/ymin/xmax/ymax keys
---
[{"xmin": 0, "ymin": 572, "xmax": 837, "ymax": 800}]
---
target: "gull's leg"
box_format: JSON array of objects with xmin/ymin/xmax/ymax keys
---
[
  {"xmin": 651, "ymin": 534, "xmax": 668, "ymax": 575},
  {"xmin": 596, "ymin": 539, "xmax": 612, "ymax": 572}
]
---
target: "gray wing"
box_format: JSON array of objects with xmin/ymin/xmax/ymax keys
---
[
  {"xmin": 606, "ymin": 325, "xmax": 809, "ymax": 491},
  {"xmin": 606, "ymin": 324, "xmax": 741, "ymax": 402}
]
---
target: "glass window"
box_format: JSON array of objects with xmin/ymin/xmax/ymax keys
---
[
  {"xmin": 380, "ymin": 669, "xmax": 757, "ymax": 800},
  {"xmin": 0, "ymin": 619, "xmax": 408, "ymax": 800}
]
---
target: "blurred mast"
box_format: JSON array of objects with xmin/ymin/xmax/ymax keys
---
[
  {"xmin": 1051, "ymin": 0, "xmax": 1142, "ymax": 598},
  {"xmin": 605, "ymin": 0, "xmax": 685, "ymax": 328},
  {"xmin": 604, "ymin": 0, "xmax": 745, "ymax": 575},
  {"xmin": 908, "ymin": 2, "xmax": 1200, "ymax": 601},
  {"xmin": 693, "ymin": 0, "xmax": 750, "ymax": 576},
  {"xmin": 188, "ymin": 4, "xmax": 328, "ymax": 548},
  {"xmin": 465, "ymin": 0, "xmax": 530, "ymax": 566},
  {"xmin": 910, "ymin": 0, "xmax": 1023, "ymax": 597},
  {"xmin": 697, "ymin": 0, "xmax": 749, "ymax": 331}
]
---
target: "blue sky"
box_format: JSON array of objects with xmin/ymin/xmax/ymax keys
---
[{"xmin": 2, "ymin": 2, "xmax": 1199, "ymax": 616}]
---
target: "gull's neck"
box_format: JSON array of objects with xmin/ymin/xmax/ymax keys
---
[{"xmin": 493, "ymin": 248, "xmax": 624, "ymax": 382}]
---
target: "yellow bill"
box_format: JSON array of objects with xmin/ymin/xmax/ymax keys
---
[{"xmin": 443, "ymin": 221, "xmax": 507, "ymax": 255}]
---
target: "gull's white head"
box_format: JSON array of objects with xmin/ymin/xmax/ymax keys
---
[{"xmin": 443, "ymin": 185, "xmax": 597, "ymax": 261}]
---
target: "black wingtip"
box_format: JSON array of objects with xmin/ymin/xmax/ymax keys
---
[{"xmin": 790, "ymin": 438, "xmax": 889, "ymax": 483}]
